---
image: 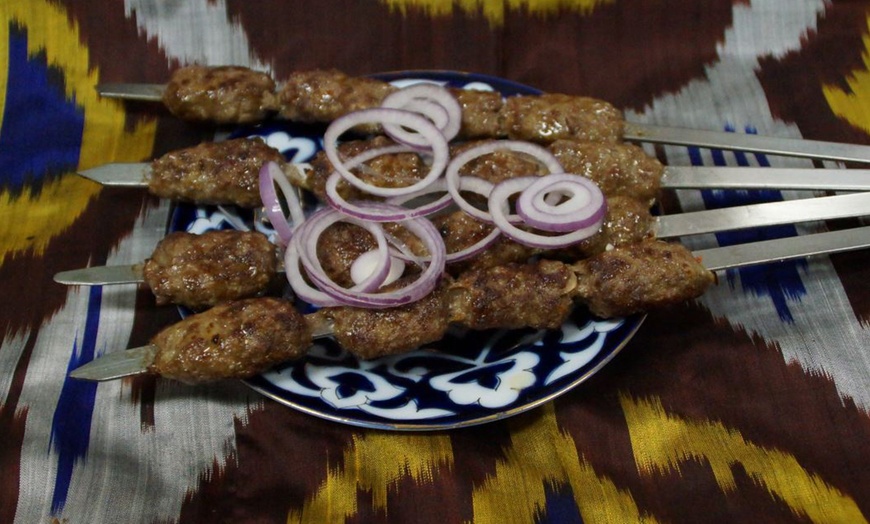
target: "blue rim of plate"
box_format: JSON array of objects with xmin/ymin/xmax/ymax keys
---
[{"xmin": 169, "ymin": 70, "xmax": 646, "ymax": 431}]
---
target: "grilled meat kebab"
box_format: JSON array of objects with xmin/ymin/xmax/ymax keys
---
[
  {"xmin": 142, "ymin": 229, "xmax": 280, "ymax": 309},
  {"xmin": 122, "ymin": 193, "xmax": 653, "ymax": 309},
  {"xmin": 149, "ymin": 297, "xmax": 312, "ymax": 383},
  {"xmin": 160, "ymin": 66, "xmax": 624, "ymax": 144},
  {"xmin": 149, "ymin": 137, "xmax": 291, "ymax": 208},
  {"xmin": 134, "ymin": 135, "xmax": 662, "ymax": 208},
  {"xmin": 142, "ymin": 239, "xmax": 712, "ymax": 382}
]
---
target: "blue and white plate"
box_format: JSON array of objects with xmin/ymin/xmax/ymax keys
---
[{"xmin": 170, "ymin": 71, "xmax": 645, "ymax": 430}]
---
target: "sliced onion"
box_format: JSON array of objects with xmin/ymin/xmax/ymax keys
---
[
  {"xmin": 488, "ymin": 175, "xmax": 606, "ymax": 249},
  {"xmin": 515, "ymin": 174, "xmax": 606, "ymax": 232},
  {"xmin": 444, "ymin": 227, "xmax": 502, "ymax": 263},
  {"xmin": 444, "ymin": 140, "xmax": 564, "ymax": 223},
  {"xmin": 381, "ymin": 84, "xmax": 462, "ymax": 144},
  {"xmin": 285, "ymin": 204, "xmax": 447, "ymax": 309},
  {"xmin": 284, "ymin": 235, "xmax": 343, "ymax": 308},
  {"xmin": 259, "ymin": 161, "xmax": 305, "ymax": 245},
  {"xmin": 325, "ymin": 172, "xmax": 453, "ymax": 222},
  {"xmin": 351, "ymin": 249, "xmax": 406, "ymax": 287},
  {"xmin": 297, "ymin": 207, "xmax": 392, "ymax": 294},
  {"xmin": 323, "ymin": 108, "xmax": 450, "ymax": 197},
  {"xmin": 383, "ymin": 178, "xmax": 452, "ymax": 214}
]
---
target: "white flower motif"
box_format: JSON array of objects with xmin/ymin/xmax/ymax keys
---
[
  {"xmin": 186, "ymin": 208, "xmax": 242, "ymax": 234},
  {"xmin": 307, "ymin": 365, "xmax": 406, "ymax": 410},
  {"xmin": 429, "ymin": 351, "xmax": 540, "ymax": 409},
  {"xmin": 543, "ymin": 317, "xmax": 622, "ymax": 385},
  {"xmin": 262, "ymin": 132, "xmax": 317, "ymax": 163}
]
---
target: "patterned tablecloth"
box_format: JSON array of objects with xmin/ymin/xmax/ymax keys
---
[{"xmin": 2, "ymin": 1, "xmax": 869, "ymax": 522}]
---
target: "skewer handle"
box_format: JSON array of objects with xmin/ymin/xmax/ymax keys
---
[
  {"xmin": 54, "ymin": 264, "xmax": 144, "ymax": 285},
  {"xmin": 69, "ymin": 345, "xmax": 156, "ymax": 381},
  {"xmin": 97, "ymin": 83, "xmax": 164, "ymax": 101}
]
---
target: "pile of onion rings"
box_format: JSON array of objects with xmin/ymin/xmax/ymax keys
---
[{"xmin": 258, "ymin": 82, "xmax": 607, "ymax": 309}]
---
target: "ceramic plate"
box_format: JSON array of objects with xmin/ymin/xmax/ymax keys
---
[{"xmin": 170, "ymin": 71, "xmax": 645, "ymax": 430}]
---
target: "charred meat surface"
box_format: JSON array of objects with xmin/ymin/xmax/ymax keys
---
[
  {"xmin": 315, "ymin": 222, "xmax": 380, "ymax": 288},
  {"xmin": 572, "ymin": 240, "xmax": 715, "ymax": 318},
  {"xmin": 277, "ymin": 69, "xmax": 396, "ymax": 125},
  {"xmin": 316, "ymin": 278, "xmax": 453, "ymax": 359},
  {"xmin": 448, "ymin": 259, "xmax": 577, "ymax": 330},
  {"xmin": 162, "ymin": 65, "xmax": 277, "ymax": 123},
  {"xmin": 541, "ymin": 196, "xmax": 653, "ymax": 264},
  {"xmin": 550, "ymin": 140, "xmax": 663, "ymax": 204},
  {"xmin": 307, "ymin": 136, "xmax": 427, "ymax": 201},
  {"xmin": 450, "ymin": 88, "xmax": 504, "ymax": 139},
  {"xmin": 143, "ymin": 230, "xmax": 278, "ymax": 310},
  {"xmin": 500, "ymin": 94, "xmax": 624, "ymax": 145},
  {"xmin": 149, "ymin": 138, "xmax": 285, "ymax": 208},
  {"xmin": 149, "ymin": 298, "xmax": 311, "ymax": 383},
  {"xmin": 161, "ymin": 67, "xmax": 629, "ymax": 144},
  {"xmin": 451, "ymin": 140, "xmax": 549, "ymax": 183},
  {"xmin": 432, "ymin": 210, "xmax": 536, "ymax": 275},
  {"xmin": 600, "ymin": 196, "xmax": 655, "ymax": 247}
]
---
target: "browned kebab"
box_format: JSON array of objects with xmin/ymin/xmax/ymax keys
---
[
  {"xmin": 77, "ymin": 135, "xmax": 660, "ymax": 208},
  {"xmin": 77, "ymin": 135, "xmax": 870, "ymax": 209},
  {"xmin": 71, "ymin": 238, "xmax": 716, "ymax": 384},
  {"xmin": 54, "ymin": 190, "xmax": 655, "ymax": 310},
  {"xmin": 155, "ymin": 65, "xmax": 625, "ymax": 144},
  {"xmin": 98, "ymin": 65, "xmax": 870, "ymax": 163},
  {"xmin": 62, "ymin": 173, "xmax": 870, "ymax": 385}
]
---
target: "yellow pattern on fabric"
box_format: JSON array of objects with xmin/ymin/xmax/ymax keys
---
[
  {"xmin": 287, "ymin": 432, "xmax": 453, "ymax": 522},
  {"xmin": 381, "ymin": 0, "xmax": 612, "ymax": 26},
  {"xmin": 0, "ymin": 0, "xmax": 156, "ymax": 264},
  {"xmin": 621, "ymin": 394, "xmax": 868, "ymax": 524},
  {"xmin": 471, "ymin": 405, "xmax": 656, "ymax": 524},
  {"xmin": 822, "ymin": 13, "xmax": 870, "ymax": 135},
  {"xmin": 0, "ymin": 15, "xmax": 8, "ymax": 133}
]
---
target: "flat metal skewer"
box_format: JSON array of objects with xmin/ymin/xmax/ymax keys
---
[{"xmin": 623, "ymin": 123, "xmax": 870, "ymax": 164}]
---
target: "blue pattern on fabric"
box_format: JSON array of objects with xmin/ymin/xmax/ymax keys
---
[
  {"xmin": 688, "ymin": 126, "xmax": 807, "ymax": 322},
  {"xmin": 49, "ymin": 286, "xmax": 101, "ymax": 514},
  {"xmin": 0, "ymin": 25, "xmax": 84, "ymax": 195},
  {"xmin": 535, "ymin": 482, "xmax": 584, "ymax": 524}
]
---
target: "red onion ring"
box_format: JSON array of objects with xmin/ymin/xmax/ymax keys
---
[
  {"xmin": 297, "ymin": 207, "xmax": 392, "ymax": 294},
  {"xmin": 285, "ymin": 204, "xmax": 447, "ymax": 309},
  {"xmin": 258, "ymin": 161, "xmax": 305, "ymax": 245},
  {"xmin": 325, "ymin": 172, "xmax": 453, "ymax": 222},
  {"xmin": 515, "ymin": 174, "xmax": 606, "ymax": 232},
  {"xmin": 381, "ymin": 84, "xmax": 462, "ymax": 144},
  {"xmin": 323, "ymin": 108, "xmax": 450, "ymax": 197},
  {"xmin": 284, "ymin": 233, "xmax": 342, "ymax": 307},
  {"xmin": 444, "ymin": 140, "xmax": 564, "ymax": 223},
  {"xmin": 351, "ymin": 249, "xmax": 406, "ymax": 287},
  {"xmin": 488, "ymin": 176, "xmax": 606, "ymax": 248}
]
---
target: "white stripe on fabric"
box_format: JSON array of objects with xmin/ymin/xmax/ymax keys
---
[
  {"xmin": 124, "ymin": 0, "xmax": 270, "ymax": 70},
  {"xmin": 628, "ymin": 0, "xmax": 870, "ymax": 412}
]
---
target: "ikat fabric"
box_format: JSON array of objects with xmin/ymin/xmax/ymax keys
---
[{"xmin": 1, "ymin": 0, "xmax": 869, "ymax": 522}]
